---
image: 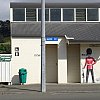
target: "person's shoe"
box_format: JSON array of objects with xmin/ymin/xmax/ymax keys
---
[{"xmin": 92, "ymin": 81, "xmax": 95, "ymax": 83}]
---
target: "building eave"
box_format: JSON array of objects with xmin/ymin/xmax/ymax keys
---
[
  {"xmin": 10, "ymin": 2, "xmax": 100, "ymax": 8},
  {"xmin": 11, "ymin": 22, "xmax": 100, "ymax": 42}
]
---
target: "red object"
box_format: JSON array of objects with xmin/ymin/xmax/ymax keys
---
[{"xmin": 84, "ymin": 57, "xmax": 96, "ymax": 69}]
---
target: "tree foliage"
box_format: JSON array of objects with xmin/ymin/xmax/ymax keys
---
[
  {"xmin": 0, "ymin": 20, "xmax": 11, "ymax": 54},
  {"xmin": 0, "ymin": 20, "xmax": 10, "ymax": 38}
]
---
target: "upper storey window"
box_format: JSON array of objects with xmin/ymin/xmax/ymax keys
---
[
  {"xmin": 63, "ymin": 9, "xmax": 74, "ymax": 21},
  {"xmin": 76, "ymin": 9, "xmax": 86, "ymax": 21},
  {"xmin": 38, "ymin": 9, "xmax": 49, "ymax": 21},
  {"xmin": 50, "ymin": 9, "xmax": 61, "ymax": 21},
  {"xmin": 13, "ymin": 8, "xmax": 25, "ymax": 21},
  {"xmin": 87, "ymin": 8, "xmax": 98, "ymax": 21},
  {"xmin": 11, "ymin": 8, "xmax": 99, "ymax": 22},
  {"xmin": 26, "ymin": 8, "xmax": 36, "ymax": 21}
]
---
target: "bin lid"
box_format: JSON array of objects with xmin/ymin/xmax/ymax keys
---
[{"xmin": 19, "ymin": 68, "xmax": 27, "ymax": 72}]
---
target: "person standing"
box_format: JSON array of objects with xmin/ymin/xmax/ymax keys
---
[{"xmin": 83, "ymin": 48, "xmax": 96, "ymax": 83}]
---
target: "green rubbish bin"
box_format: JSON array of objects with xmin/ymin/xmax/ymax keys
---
[{"xmin": 19, "ymin": 68, "xmax": 27, "ymax": 84}]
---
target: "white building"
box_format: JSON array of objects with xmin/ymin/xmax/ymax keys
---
[{"xmin": 10, "ymin": 2, "xmax": 100, "ymax": 84}]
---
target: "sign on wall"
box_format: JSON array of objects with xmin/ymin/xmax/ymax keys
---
[{"xmin": 46, "ymin": 37, "xmax": 58, "ymax": 41}]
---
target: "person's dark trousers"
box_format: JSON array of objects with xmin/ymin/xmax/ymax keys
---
[{"xmin": 86, "ymin": 69, "xmax": 95, "ymax": 83}]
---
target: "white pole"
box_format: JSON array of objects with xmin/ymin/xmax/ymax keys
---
[{"xmin": 41, "ymin": 0, "xmax": 46, "ymax": 92}]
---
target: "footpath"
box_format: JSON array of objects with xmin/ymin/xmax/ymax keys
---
[{"xmin": 0, "ymin": 83, "xmax": 100, "ymax": 94}]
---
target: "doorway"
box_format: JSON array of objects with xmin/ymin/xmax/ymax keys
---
[
  {"xmin": 46, "ymin": 44, "xmax": 58, "ymax": 83},
  {"xmin": 67, "ymin": 44, "xmax": 80, "ymax": 83}
]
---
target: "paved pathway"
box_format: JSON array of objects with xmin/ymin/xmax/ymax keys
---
[{"xmin": 0, "ymin": 83, "xmax": 100, "ymax": 94}]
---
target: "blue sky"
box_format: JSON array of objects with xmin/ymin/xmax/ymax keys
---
[{"xmin": 0, "ymin": 0, "xmax": 99, "ymax": 21}]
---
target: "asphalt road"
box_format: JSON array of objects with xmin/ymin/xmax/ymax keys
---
[
  {"xmin": 0, "ymin": 92, "xmax": 100, "ymax": 100},
  {"xmin": 0, "ymin": 84, "xmax": 100, "ymax": 100}
]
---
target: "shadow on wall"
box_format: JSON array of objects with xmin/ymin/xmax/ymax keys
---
[
  {"xmin": 58, "ymin": 38, "xmax": 67, "ymax": 60},
  {"xmin": 12, "ymin": 75, "xmax": 21, "ymax": 85}
]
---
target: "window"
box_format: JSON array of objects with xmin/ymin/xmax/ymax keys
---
[
  {"xmin": 50, "ymin": 9, "xmax": 61, "ymax": 21},
  {"xmin": 63, "ymin": 9, "xmax": 74, "ymax": 21},
  {"xmin": 26, "ymin": 8, "xmax": 36, "ymax": 21},
  {"xmin": 38, "ymin": 9, "xmax": 49, "ymax": 21},
  {"xmin": 13, "ymin": 8, "xmax": 25, "ymax": 21},
  {"xmin": 76, "ymin": 9, "xmax": 86, "ymax": 21},
  {"xmin": 12, "ymin": 8, "xmax": 99, "ymax": 22},
  {"xmin": 87, "ymin": 8, "xmax": 98, "ymax": 21}
]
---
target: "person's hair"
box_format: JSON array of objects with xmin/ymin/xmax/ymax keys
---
[{"xmin": 86, "ymin": 48, "xmax": 92, "ymax": 55}]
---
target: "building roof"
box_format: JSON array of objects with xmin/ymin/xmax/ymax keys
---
[
  {"xmin": 11, "ymin": 22, "xmax": 100, "ymax": 42},
  {"xmin": 10, "ymin": 2, "xmax": 100, "ymax": 8}
]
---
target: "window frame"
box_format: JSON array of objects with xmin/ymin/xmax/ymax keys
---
[
  {"xmin": 38, "ymin": 8, "xmax": 49, "ymax": 22},
  {"xmin": 13, "ymin": 8, "xmax": 25, "ymax": 22},
  {"xmin": 63, "ymin": 8, "xmax": 74, "ymax": 22},
  {"xmin": 26, "ymin": 8, "xmax": 37, "ymax": 21},
  {"xmin": 75, "ymin": 8, "xmax": 86, "ymax": 22},
  {"xmin": 50, "ymin": 8, "xmax": 61, "ymax": 22},
  {"xmin": 87, "ymin": 8, "xmax": 99, "ymax": 22}
]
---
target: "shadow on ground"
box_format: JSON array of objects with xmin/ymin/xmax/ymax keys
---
[{"xmin": 0, "ymin": 85, "xmax": 41, "ymax": 92}]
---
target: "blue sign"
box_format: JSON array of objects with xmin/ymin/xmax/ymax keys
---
[{"xmin": 46, "ymin": 37, "xmax": 58, "ymax": 41}]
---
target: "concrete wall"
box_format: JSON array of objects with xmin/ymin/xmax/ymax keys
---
[
  {"xmin": 12, "ymin": 37, "xmax": 100, "ymax": 84},
  {"xmin": 11, "ymin": 37, "xmax": 41, "ymax": 84},
  {"xmin": 11, "ymin": 37, "xmax": 67, "ymax": 84},
  {"xmin": 58, "ymin": 38, "xmax": 67, "ymax": 83}
]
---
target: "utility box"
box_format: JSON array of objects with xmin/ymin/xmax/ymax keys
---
[
  {"xmin": 19, "ymin": 68, "xmax": 27, "ymax": 84},
  {"xmin": 0, "ymin": 55, "xmax": 12, "ymax": 84}
]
